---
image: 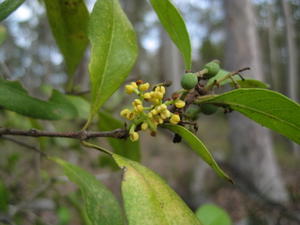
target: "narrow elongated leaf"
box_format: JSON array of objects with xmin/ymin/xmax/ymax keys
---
[
  {"xmin": 199, "ymin": 88, "xmax": 300, "ymax": 144},
  {"xmin": 0, "ymin": 0, "xmax": 25, "ymax": 21},
  {"xmin": 150, "ymin": 0, "xmax": 192, "ymax": 70},
  {"xmin": 162, "ymin": 124, "xmax": 232, "ymax": 182},
  {"xmin": 52, "ymin": 158, "xmax": 124, "ymax": 225},
  {"xmin": 44, "ymin": 0, "xmax": 89, "ymax": 76},
  {"xmin": 99, "ymin": 111, "xmax": 140, "ymax": 161},
  {"xmin": 88, "ymin": 0, "xmax": 138, "ymax": 120},
  {"xmin": 0, "ymin": 78, "xmax": 77, "ymax": 120},
  {"xmin": 113, "ymin": 154, "xmax": 203, "ymax": 225},
  {"xmin": 196, "ymin": 204, "xmax": 232, "ymax": 225}
]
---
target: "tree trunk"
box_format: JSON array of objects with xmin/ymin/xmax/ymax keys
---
[
  {"xmin": 159, "ymin": 30, "xmax": 183, "ymax": 93},
  {"xmin": 282, "ymin": 0, "xmax": 299, "ymax": 153},
  {"xmin": 224, "ymin": 0, "xmax": 289, "ymax": 203}
]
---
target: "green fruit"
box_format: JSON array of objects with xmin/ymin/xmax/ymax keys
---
[
  {"xmin": 203, "ymin": 61, "xmax": 220, "ymax": 79},
  {"xmin": 200, "ymin": 104, "xmax": 218, "ymax": 115},
  {"xmin": 185, "ymin": 104, "xmax": 201, "ymax": 120},
  {"xmin": 181, "ymin": 73, "xmax": 198, "ymax": 90}
]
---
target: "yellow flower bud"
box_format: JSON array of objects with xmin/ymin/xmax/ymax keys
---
[
  {"xmin": 130, "ymin": 132, "xmax": 139, "ymax": 142},
  {"xmin": 125, "ymin": 85, "xmax": 135, "ymax": 94},
  {"xmin": 148, "ymin": 112, "xmax": 153, "ymax": 118},
  {"xmin": 151, "ymin": 109, "xmax": 158, "ymax": 115},
  {"xmin": 163, "ymin": 110, "xmax": 171, "ymax": 118},
  {"xmin": 175, "ymin": 100, "xmax": 186, "ymax": 108},
  {"xmin": 127, "ymin": 112, "xmax": 136, "ymax": 120},
  {"xmin": 130, "ymin": 82, "xmax": 138, "ymax": 89},
  {"xmin": 135, "ymin": 105, "xmax": 144, "ymax": 112},
  {"xmin": 154, "ymin": 91, "xmax": 164, "ymax": 99},
  {"xmin": 170, "ymin": 114, "xmax": 180, "ymax": 124},
  {"xmin": 143, "ymin": 92, "xmax": 151, "ymax": 99},
  {"xmin": 139, "ymin": 83, "xmax": 150, "ymax": 91},
  {"xmin": 120, "ymin": 109, "xmax": 130, "ymax": 118},
  {"xmin": 160, "ymin": 104, "xmax": 167, "ymax": 111},
  {"xmin": 141, "ymin": 122, "xmax": 148, "ymax": 130},
  {"xmin": 133, "ymin": 99, "xmax": 142, "ymax": 106},
  {"xmin": 155, "ymin": 86, "xmax": 165, "ymax": 94}
]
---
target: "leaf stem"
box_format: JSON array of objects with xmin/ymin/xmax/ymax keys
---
[{"xmin": 81, "ymin": 141, "xmax": 113, "ymax": 155}]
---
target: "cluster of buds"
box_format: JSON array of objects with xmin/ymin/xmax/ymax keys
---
[{"xmin": 120, "ymin": 80, "xmax": 186, "ymax": 141}]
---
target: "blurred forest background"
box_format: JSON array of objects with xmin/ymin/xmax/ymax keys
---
[{"xmin": 0, "ymin": 0, "xmax": 300, "ymax": 224}]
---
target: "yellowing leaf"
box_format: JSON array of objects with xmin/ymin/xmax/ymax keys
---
[{"xmin": 113, "ymin": 154, "xmax": 203, "ymax": 225}]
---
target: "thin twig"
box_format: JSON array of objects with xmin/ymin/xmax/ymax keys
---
[
  {"xmin": 1, "ymin": 136, "xmax": 47, "ymax": 157},
  {"xmin": 0, "ymin": 128, "xmax": 128, "ymax": 140}
]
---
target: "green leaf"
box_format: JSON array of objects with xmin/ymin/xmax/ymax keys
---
[
  {"xmin": 52, "ymin": 158, "xmax": 124, "ymax": 225},
  {"xmin": 65, "ymin": 95, "xmax": 90, "ymax": 119},
  {"xmin": 0, "ymin": 25, "xmax": 7, "ymax": 46},
  {"xmin": 0, "ymin": 0, "xmax": 25, "ymax": 21},
  {"xmin": 162, "ymin": 124, "xmax": 232, "ymax": 182},
  {"xmin": 99, "ymin": 111, "xmax": 140, "ymax": 161},
  {"xmin": 113, "ymin": 154, "xmax": 203, "ymax": 225},
  {"xmin": 0, "ymin": 180, "xmax": 9, "ymax": 212},
  {"xmin": 150, "ymin": 0, "xmax": 192, "ymax": 70},
  {"xmin": 234, "ymin": 79, "xmax": 269, "ymax": 89},
  {"xmin": 0, "ymin": 78, "xmax": 78, "ymax": 120},
  {"xmin": 199, "ymin": 88, "xmax": 300, "ymax": 144},
  {"xmin": 88, "ymin": 0, "xmax": 138, "ymax": 121},
  {"xmin": 44, "ymin": 0, "xmax": 89, "ymax": 76},
  {"xmin": 196, "ymin": 204, "xmax": 232, "ymax": 225}
]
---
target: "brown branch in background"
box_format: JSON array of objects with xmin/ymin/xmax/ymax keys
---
[
  {"xmin": 0, "ymin": 128, "xmax": 128, "ymax": 140},
  {"xmin": 1, "ymin": 136, "xmax": 47, "ymax": 157}
]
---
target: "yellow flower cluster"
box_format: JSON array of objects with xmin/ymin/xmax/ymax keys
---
[{"xmin": 121, "ymin": 81, "xmax": 186, "ymax": 142}]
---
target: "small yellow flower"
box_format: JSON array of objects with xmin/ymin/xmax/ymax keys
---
[
  {"xmin": 135, "ymin": 105, "xmax": 144, "ymax": 112},
  {"xmin": 133, "ymin": 99, "xmax": 142, "ymax": 106},
  {"xmin": 141, "ymin": 122, "xmax": 148, "ymax": 130},
  {"xmin": 130, "ymin": 132, "xmax": 139, "ymax": 142},
  {"xmin": 170, "ymin": 114, "xmax": 180, "ymax": 124},
  {"xmin": 125, "ymin": 85, "xmax": 135, "ymax": 94},
  {"xmin": 127, "ymin": 112, "xmax": 136, "ymax": 120},
  {"xmin": 139, "ymin": 83, "xmax": 150, "ymax": 91},
  {"xmin": 175, "ymin": 100, "xmax": 186, "ymax": 108},
  {"xmin": 155, "ymin": 86, "xmax": 165, "ymax": 94},
  {"xmin": 120, "ymin": 109, "xmax": 130, "ymax": 118},
  {"xmin": 143, "ymin": 92, "xmax": 151, "ymax": 99},
  {"xmin": 130, "ymin": 82, "xmax": 138, "ymax": 89}
]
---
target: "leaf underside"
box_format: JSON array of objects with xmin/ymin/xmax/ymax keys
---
[{"xmin": 113, "ymin": 154, "xmax": 203, "ymax": 225}]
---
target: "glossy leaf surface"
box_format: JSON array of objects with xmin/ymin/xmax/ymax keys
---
[
  {"xmin": 196, "ymin": 204, "xmax": 232, "ymax": 225},
  {"xmin": 53, "ymin": 158, "xmax": 124, "ymax": 225},
  {"xmin": 99, "ymin": 111, "xmax": 140, "ymax": 161},
  {"xmin": 0, "ymin": 0, "xmax": 25, "ymax": 21},
  {"xmin": 162, "ymin": 124, "xmax": 232, "ymax": 182},
  {"xmin": 44, "ymin": 0, "xmax": 89, "ymax": 76},
  {"xmin": 200, "ymin": 88, "xmax": 300, "ymax": 144},
  {"xmin": 149, "ymin": 0, "xmax": 192, "ymax": 70},
  {"xmin": 0, "ymin": 78, "xmax": 77, "ymax": 120},
  {"xmin": 88, "ymin": 0, "xmax": 138, "ymax": 120},
  {"xmin": 113, "ymin": 154, "xmax": 203, "ymax": 225}
]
